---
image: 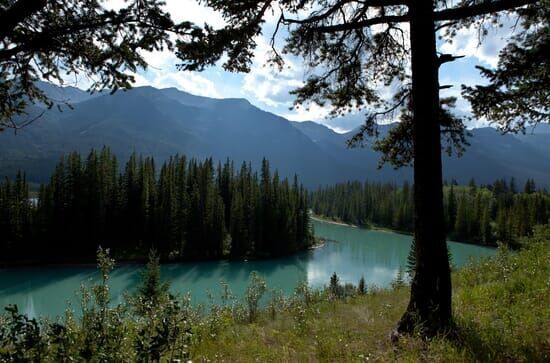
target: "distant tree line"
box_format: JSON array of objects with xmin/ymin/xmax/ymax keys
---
[
  {"xmin": 0, "ymin": 148, "xmax": 312, "ymax": 264},
  {"xmin": 310, "ymin": 179, "xmax": 549, "ymax": 247}
]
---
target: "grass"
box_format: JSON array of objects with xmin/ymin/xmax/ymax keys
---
[{"xmin": 189, "ymin": 226, "xmax": 550, "ymax": 362}]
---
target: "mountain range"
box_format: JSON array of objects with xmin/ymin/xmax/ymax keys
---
[{"xmin": 1, "ymin": 82, "xmax": 549, "ymax": 188}]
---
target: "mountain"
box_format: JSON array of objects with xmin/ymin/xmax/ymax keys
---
[
  {"xmin": 293, "ymin": 121, "xmax": 550, "ymax": 187},
  {"xmin": 1, "ymin": 83, "xmax": 549, "ymax": 188},
  {"xmin": 1, "ymin": 85, "xmax": 349, "ymax": 187},
  {"xmin": 35, "ymin": 81, "xmax": 102, "ymax": 104}
]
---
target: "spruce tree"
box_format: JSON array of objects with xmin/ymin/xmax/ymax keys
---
[{"xmin": 136, "ymin": 250, "xmax": 170, "ymax": 313}]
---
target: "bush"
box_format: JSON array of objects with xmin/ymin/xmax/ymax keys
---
[
  {"xmin": 244, "ymin": 272, "xmax": 266, "ymax": 323},
  {"xmin": 358, "ymin": 276, "xmax": 367, "ymax": 295}
]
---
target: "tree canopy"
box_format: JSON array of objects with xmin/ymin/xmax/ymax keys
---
[
  {"xmin": 177, "ymin": 0, "xmax": 545, "ymax": 335},
  {"xmin": 0, "ymin": 0, "xmax": 190, "ymax": 130},
  {"xmin": 462, "ymin": 0, "xmax": 549, "ymax": 132},
  {"xmin": 177, "ymin": 0, "xmax": 540, "ymax": 160},
  {"xmin": 0, "ymin": 149, "xmax": 313, "ymax": 264}
]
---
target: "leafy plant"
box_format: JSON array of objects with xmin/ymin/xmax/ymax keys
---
[{"xmin": 245, "ymin": 272, "xmax": 267, "ymax": 323}]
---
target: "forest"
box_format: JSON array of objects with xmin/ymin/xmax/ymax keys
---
[
  {"xmin": 0, "ymin": 148, "xmax": 313, "ymax": 264},
  {"xmin": 310, "ymin": 179, "xmax": 549, "ymax": 247}
]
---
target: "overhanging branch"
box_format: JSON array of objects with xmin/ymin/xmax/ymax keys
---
[
  {"xmin": 434, "ymin": 0, "xmax": 537, "ymax": 21},
  {"xmin": 293, "ymin": 14, "xmax": 409, "ymax": 33},
  {"xmin": 282, "ymin": 0, "xmax": 536, "ymax": 34},
  {"xmin": 0, "ymin": 0, "xmax": 47, "ymax": 40}
]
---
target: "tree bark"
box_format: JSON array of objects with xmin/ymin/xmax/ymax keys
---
[{"xmin": 397, "ymin": 1, "xmax": 452, "ymax": 336}]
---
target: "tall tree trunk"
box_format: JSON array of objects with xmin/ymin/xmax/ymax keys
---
[{"xmin": 397, "ymin": 1, "xmax": 452, "ymax": 335}]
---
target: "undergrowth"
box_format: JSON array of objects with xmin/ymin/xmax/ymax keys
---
[{"xmin": 1, "ymin": 226, "xmax": 549, "ymax": 362}]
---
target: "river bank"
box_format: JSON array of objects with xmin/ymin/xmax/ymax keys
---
[
  {"xmin": 311, "ymin": 215, "xmax": 358, "ymax": 228},
  {"xmin": 0, "ymin": 220, "xmax": 495, "ymax": 318},
  {"xmin": 311, "ymin": 214, "xmax": 502, "ymax": 247},
  {"xmin": 311, "ymin": 214, "xmax": 414, "ymax": 236},
  {"xmin": 1, "ymin": 225, "xmax": 546, "ymax": 361},
  {"xmin": 0, "ymin": 238, "xmax": 319, "ymax": 268}
]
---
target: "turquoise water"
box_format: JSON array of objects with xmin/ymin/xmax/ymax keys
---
[{"xmin": 0, "ymin": 220, "xmax": 495, "ymax": 318}]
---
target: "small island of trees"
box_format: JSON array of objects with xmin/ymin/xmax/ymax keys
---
[{"xmin": 0, "ymin": 148, "xmax": 313, "ymax": 264}]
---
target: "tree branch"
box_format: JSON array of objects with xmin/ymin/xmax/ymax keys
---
[
  {"xmin": 283, "ymin": 0, "xmax": 535, "ymax": 34},
  {"xmin": 438, "ymin": 54, "xmax": 465, "ymax": 66},
  {"xmin": 294, "ymin": 14, "xmax": 409, "ymax": 33},
  {"xmin": 434, "ymin": 0, "xmax": 537, "ymax": 21},
  {"xmin": 0, "ymin": 0, "xmax": 47, "ymax": 40}
]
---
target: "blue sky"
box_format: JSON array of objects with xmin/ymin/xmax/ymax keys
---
[{"xmin": 76, "ymin": 1, "xmax": 521, "ymax": 133}]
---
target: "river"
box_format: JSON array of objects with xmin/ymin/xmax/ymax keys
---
[{"xmin": 0, "ymin": 220, "xmax": 495, "ymax": 318}]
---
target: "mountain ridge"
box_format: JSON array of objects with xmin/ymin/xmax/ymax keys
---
[{"xmin": 1, "ymin": 83, "xmax": 549, "ymax": 188}]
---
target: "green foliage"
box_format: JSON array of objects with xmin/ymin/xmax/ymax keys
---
[
  {"xmin": 0, "ymin": 0, "xmax": 191, "ymax": 129},
  {"xmin": 134, "ymin": 296, "xmax": 190, "ymax": 362},
  {"xmin": 267, "ymin": 288, "xmax": 284, "ymax": 321},
  {"xmin": 78, "ymin": 247, "xmax": 130, "ymax": 361},
  {"xmin": 0, "ymin": 150, "xmax": 313, "ymax": 263},
  {"xmin": 311, "ymin": 178, "xmax": 550, "ymax": 247},
  {"xmin": 358, "ymin": 276, "xmax": 367, "ymax": 295},
  {"xmin": 0, "ymin": 305, "xmax": 45, "ymax": 361},
  {"xmin": 294, "ymin": 281, "xmax": 314, "ymax": 307},
  {"xmin": 391, "ymin": 267, "xmax": 407, "ymax": 289},
  {"xmin": 462, "ymin": 2, "xmax": 549, "ymax": 132},
  {"xmin": 244, "ymin": 272, "xmax": 267, "ymax": 323},
  {"xmin": 329, "ymin": 272, "xmax": 341, "ymax": 298},
  {"xmin": 134, "ymin": 250, "xmax": 170, "ymax": 315},
  {"xmin": 0, "ymin": 171, "xmax": 32, "ymax": 259},
  {"xmin": 453, "ymin": 224, "xmax": 550, "ymax": 361}
]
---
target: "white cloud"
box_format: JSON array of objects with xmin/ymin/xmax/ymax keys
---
[
  {"xmin": 130, "ymin": 40, "xmax": 222, "ymax": 97},
  {"xmin": 242, "ymin": 36, "xmax": 305, "ymax": 108},
  {"xmin": 282, "ymin": 103, "xmax": 332, "ymax": 122},
  {"xmin": 164, "ymin": 0, "xmax": 226, "ymax": 28},
  {"xmin": 440, "ymin": 18, "xmax": 517, "ymax": 67},
  {"xmin": 133, "ymin": 68, "xmax": 221, "ymax": 98},
  {"xmin": 99, "ymin": 0, "xmax": 513, "ymax": 132},
  {"xmin": 106, "ymin": 0, "xmax": 226, "ymax": 28}
]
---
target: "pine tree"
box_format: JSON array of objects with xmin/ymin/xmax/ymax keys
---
[
  {"xmin": 329, "ymin": 272, "xmax": 341, "ymax": 298},
  {"xmin": 454, "ymin": 194, "xmax": 469, "ymax": 240},
  {"xmin": 135, "ymin": 250, "xmax": 170, "ymax": 313},
  {"xmin": 358, "ymin": 276, "xmax": 367, "ymax": 295}
]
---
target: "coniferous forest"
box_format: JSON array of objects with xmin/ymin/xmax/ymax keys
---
[
  {"xmin": 310, "ymin": 179, "xmax": 549, "ymax": 247},
  {"xmin": 0, "ymin": 147, "xmax": 313, "ymax": 264}
]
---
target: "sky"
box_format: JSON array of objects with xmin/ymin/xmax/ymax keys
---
[{"xmin": 74, "ymin": 1, "xmax": 522, "ymax": 133}]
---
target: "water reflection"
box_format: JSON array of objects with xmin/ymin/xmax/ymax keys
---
[{"xmin": 0, "ymin": 220, "xmax": 495, "ymax": 317}]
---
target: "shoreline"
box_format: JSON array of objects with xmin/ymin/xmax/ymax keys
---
[
  {"xmin": 311, "ymin": 215, "xmax": 358, "ymax": 228},
  {"xmin": 1, "ymin": 218, "xmax": 495, "ymax": 269},
  {"xmin": 312, "ymin": 214, "xmax": 496, "ymax": 248},
  {"xmin": 311, "ymin": 215, "xmax": 411, "ymax": 235},
  {"xmin": 0, "ymin": 240, "xmax": 321, "ymax": 269}
]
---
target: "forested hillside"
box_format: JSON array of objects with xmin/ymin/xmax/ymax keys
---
[
  {"xmin": 0, "ymin": 148, "xmax": 312, "ymax": 264},
  {"xmin": 311, "ymin": 179, "xmax": 549, "ymax": 246}
]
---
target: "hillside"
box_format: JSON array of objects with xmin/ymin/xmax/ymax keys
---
[
  {"xmin": 190, "ymin": 226, "xmax": 549, "ymax": 362},
  {"xmin": 292, "ymin": 121, "xmax": 550, "ymax": 188},
  {"xmin": 1, "ymin": 83, "xmax": 549, "ymax": 187}
]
